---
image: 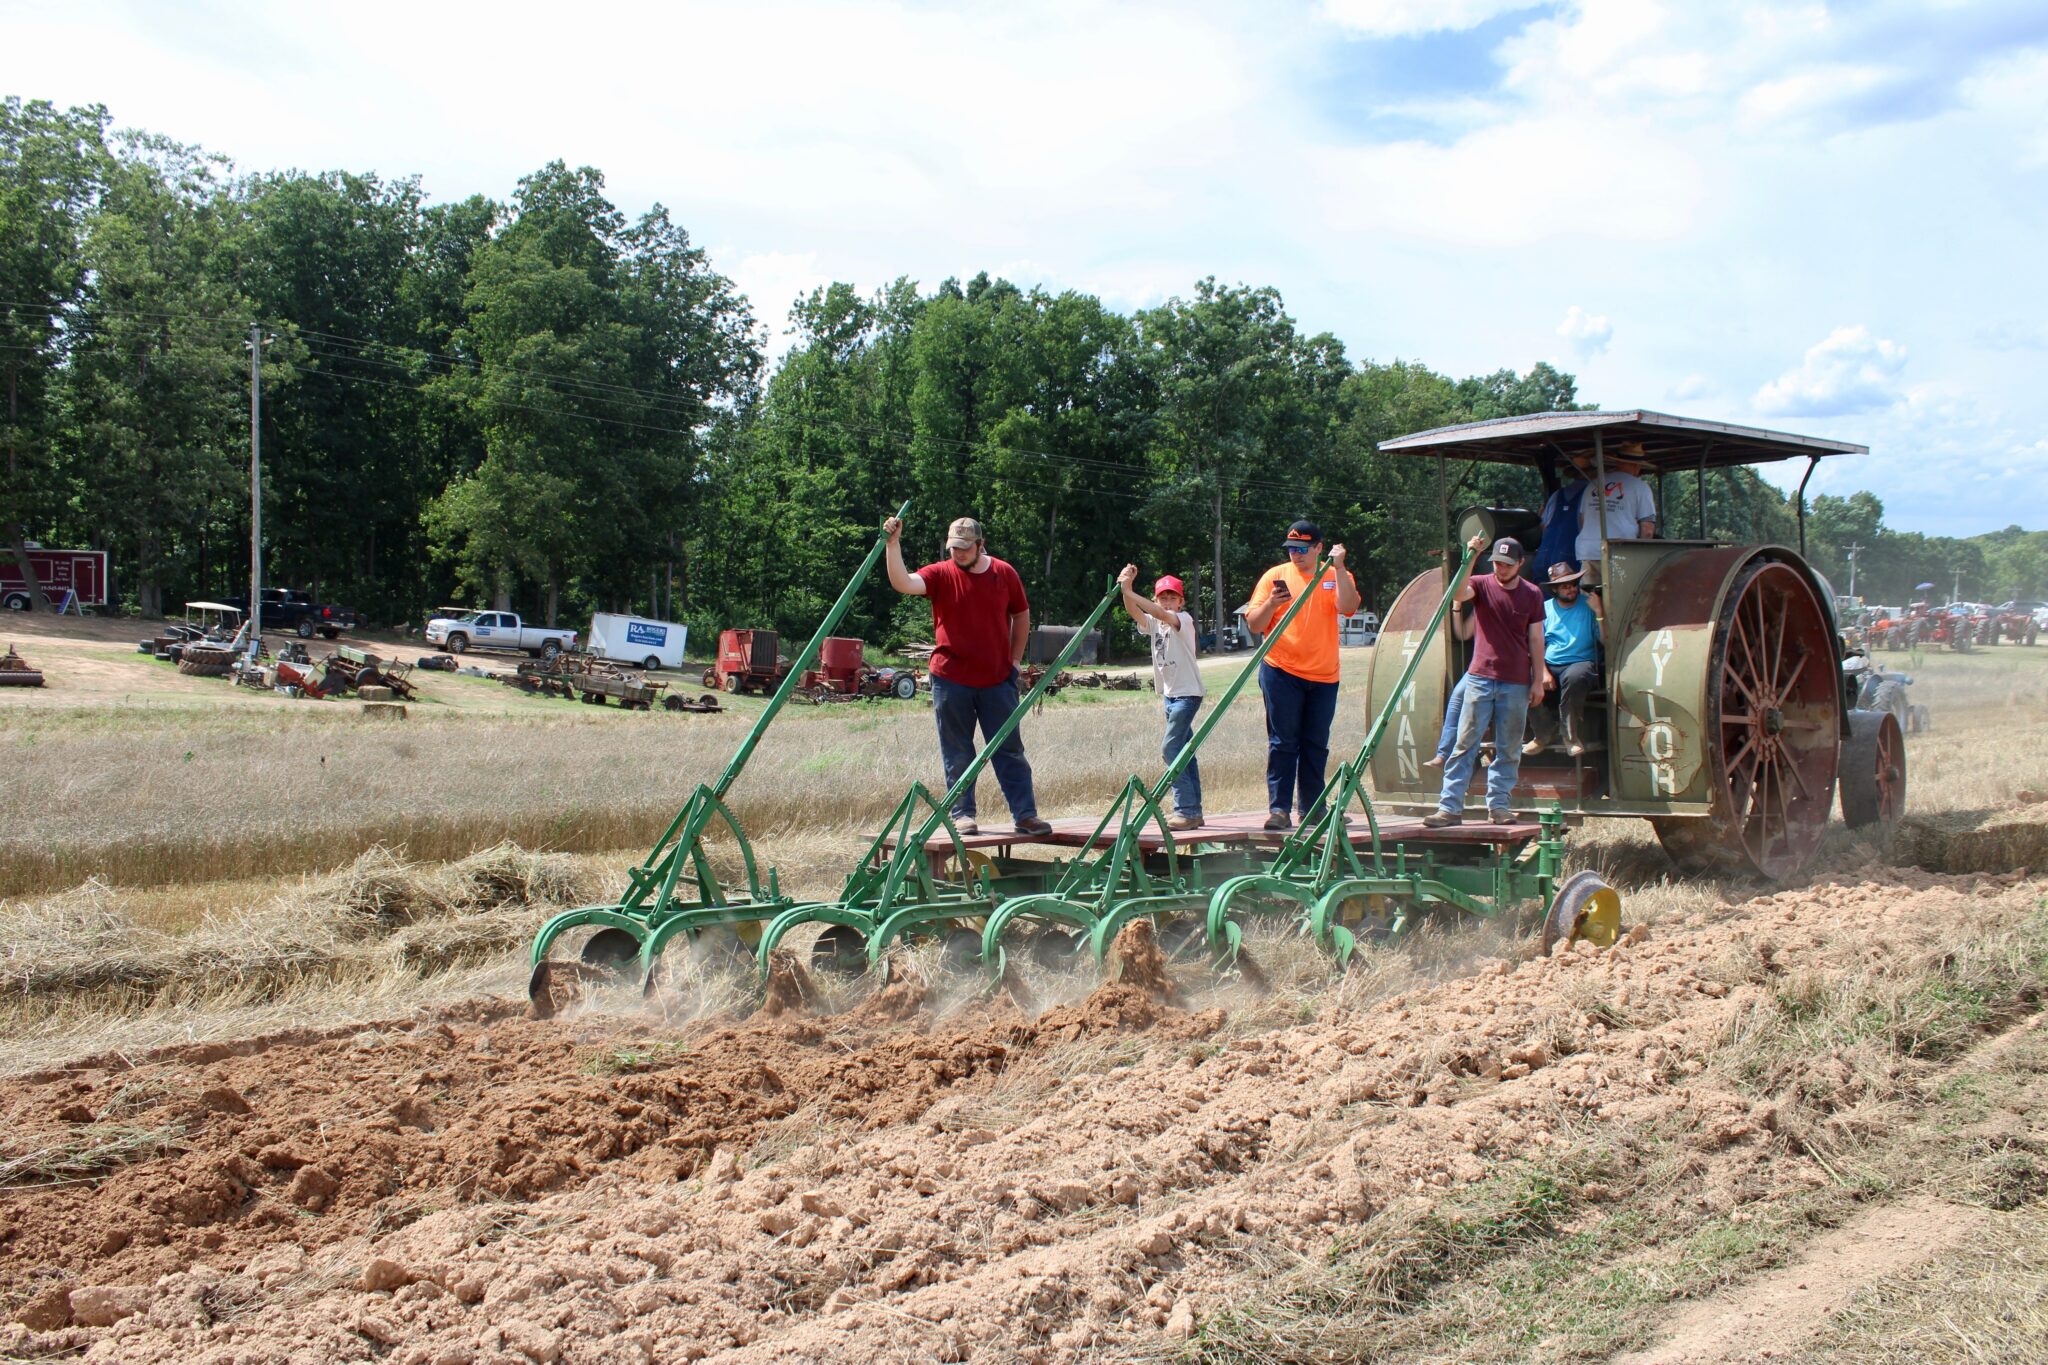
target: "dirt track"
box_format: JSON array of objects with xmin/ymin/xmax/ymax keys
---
[{"xmin": 4, "ymin": 863, "xmax": 2042, "ymax": 1363}]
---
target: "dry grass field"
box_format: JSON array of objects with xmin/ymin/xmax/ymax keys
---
[{"xmin": 3, "ymin": 611, "xmax": 2047, "ymax": 1362}]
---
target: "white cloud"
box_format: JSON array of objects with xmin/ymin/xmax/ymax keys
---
[
  {"xmin": 1670, "ymin": 373, "xmax": 1712, "ymax": 400},
  {"xmin": 1317, "ymin": 0, "xmax": 1530, "ymax": 37},
  {"xmin": 721, "ymin": 251, "xmax": 827, "ymax": 358},
  {"xmin": 1556, "ymin": 305, "xmax": 1613, "ymax": 357},
  {"xmin": 1755, "ymin": 327, "xmax": 1908, "ymax": 417}
]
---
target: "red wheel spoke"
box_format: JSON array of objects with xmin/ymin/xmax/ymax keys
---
[{"xmin": 1781, "ymin": 749, "xmax": 1814, "ymax": 800}]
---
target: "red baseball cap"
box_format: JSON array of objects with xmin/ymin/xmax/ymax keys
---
[{"xmin": 1154, "ymin": 576, "xmax": 1186, "ymax": 596}]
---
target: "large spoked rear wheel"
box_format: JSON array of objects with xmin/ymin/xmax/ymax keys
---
[
  {"xmin": 1839, "ymin": 709, "xmax": 1907, "ymax": 839},
  {"xmin": 1654, "ymin": 560, "xmax": 1841, "ymax": 880}
]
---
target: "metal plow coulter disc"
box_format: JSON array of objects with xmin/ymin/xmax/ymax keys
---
[
  {"xmin": 1540, "ymin": 870, "xmax": 1623, "ymax": 956},
  {"xmin": 529, "ymin": 926, "xmax": 646, "ymax": 1021},
  {"xmin": 810, "ymin": 924, "xmax": 872, "ymax": 978}
]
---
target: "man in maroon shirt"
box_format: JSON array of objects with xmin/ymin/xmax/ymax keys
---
[
  {"xmin": 1424, "ymin": 534, "xmax": 1547, "ymax": 827},
  {"xmin": 885, "ymin": 514, "xmax": 1051, "ymax": 836}
]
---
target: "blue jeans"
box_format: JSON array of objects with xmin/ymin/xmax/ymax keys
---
[
  {"xmin": 1435, "ymin": 674, "xmax": 1471, "ymax": 760},
  {"xmin": 930, "ymin": 674, "xmax": 1037, "ymax": 822},
  {"xmin": 1161, "ymin": 695, "xmax": 1203, "ymax": 817},
  {"xmin": 1438, "ymin": 676, "xmax": 1530, "ymax": 816},
  {"xmin": 1261, "ymin": 662, "xmax": 1339, "ymax": 818}
]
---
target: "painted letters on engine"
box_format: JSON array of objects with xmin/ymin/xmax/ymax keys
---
[
  {"xmin": 1394, "ymin": 630, "xmax": 1420, "ymax": 782},
  {"xmin": 1643, "ymin": 628, "xmax": 1678, "ymax": 794}
]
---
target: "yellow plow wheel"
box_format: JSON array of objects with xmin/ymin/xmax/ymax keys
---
[{"xmin": 1541, "ymin": 870, "xmax": 1622, "ymax": 955}]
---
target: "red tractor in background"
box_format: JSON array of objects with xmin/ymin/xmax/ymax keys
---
[
  {"xmin": 1983, "ymin": 602, "xmax": 2042, "ymax": 645},
  {"xmin": 1870, "ymin": 602, "xmax": 1980, "ymax": 652},
  {"xmin": 795, "ymin": 636, "xmax": 920, "ymax": 702}
]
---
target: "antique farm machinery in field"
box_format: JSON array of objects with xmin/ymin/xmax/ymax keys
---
[
  {"xmin": 1368, "ymin": 411, "xmax": 1905, "ymax": 879},
  {"xmin": 754, "ymin": 540, "xmax": 1618, "ymax": 983}
]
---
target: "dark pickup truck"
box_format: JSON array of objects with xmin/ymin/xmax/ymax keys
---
[{"xmin": 224, "ymin": 589, "xmax": 359, "ymax": 639}]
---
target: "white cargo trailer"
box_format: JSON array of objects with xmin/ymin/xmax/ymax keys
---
[{"xmin": 588, "ymin": 613, "xmax": 689, "ymax": 671}]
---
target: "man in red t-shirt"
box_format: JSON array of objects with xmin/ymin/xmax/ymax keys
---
[
  {"xmin": 885, "ymin": 514, "xmax": 1050, "ymax": 836},
  {"xmin": 1424, "ymin": 534, "xmax": 1547, "ymax": 827}
]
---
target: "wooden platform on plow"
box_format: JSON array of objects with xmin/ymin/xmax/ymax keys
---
[{"xmin": 876, "ymin": 810, "xmax": 1543, "ymax": 857}]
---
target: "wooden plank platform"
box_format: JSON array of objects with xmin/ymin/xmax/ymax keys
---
[{"xmin": 878, "ymin": 810, "xmax": 1543, "ymax": 857}]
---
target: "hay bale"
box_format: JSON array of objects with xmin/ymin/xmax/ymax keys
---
[
  {"xmin": 310, "ymin": 847, "xmax": 457, "ymax": 936},
  {"xmin": 361, "ymin": 701, "xmax": 407, "ymax": 719},
  {"xmin": 0, "ymin": 880, "xmax": 176, "ymax": 996},
  {"xmin": 444, "ymin": 841, "xmax": 587, "ymax": 911},
  {"xmin": 358, "ymin": 685, "xmax": 395, "ymax": 702}
]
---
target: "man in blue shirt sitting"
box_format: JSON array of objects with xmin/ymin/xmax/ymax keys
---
[{"xmin": 1524, "ymin": 561, "xmax": 1602, "ymax": 757}]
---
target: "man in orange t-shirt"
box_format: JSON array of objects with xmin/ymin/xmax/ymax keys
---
[{"xmin": 1244, "ymin": 519, "xmax": 1361, "ymax": 829}]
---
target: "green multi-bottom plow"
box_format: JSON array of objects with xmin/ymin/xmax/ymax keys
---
[
  {"xmin": 527, "ymin": 504, "xmax": 914, "ymax": 1018},
  {"xmin": 885, "ymin": 540, "xmax": 1617, "ymax": 981},
  {"xmin": 748, "ymin": 576, "xmax": 1129, "ymax": 975}
]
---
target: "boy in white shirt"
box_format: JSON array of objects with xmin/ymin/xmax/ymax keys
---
[{"xmin": 1119, "ymin": 564, "xmax": 1204, "ymax": 830}]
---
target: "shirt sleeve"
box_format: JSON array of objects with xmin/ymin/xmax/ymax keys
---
[
  {"xmin": 1003, "ymin": 563, "xmax": 1028, "ymax": 614},
  {"xmin": 1254, "ymin": 566, "xmax": 1283, "ymax": 604},
  {"xmin": 1628, "ymin": 476, "xmax": 1657, "ymax": 524},
  {"xmin": 916, "ymin": 562, "xmax": 954, "ymax": 606}
]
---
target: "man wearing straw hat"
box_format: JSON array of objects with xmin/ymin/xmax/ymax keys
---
[
  {"xmin": 1523, "ymin": 561, "xmax": 1603, "ymax": 758},
  {"xmin": 1568, "ymin": 440, "xmax": 1658, "ymax": 585}
]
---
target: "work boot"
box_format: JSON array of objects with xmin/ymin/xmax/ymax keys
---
[
  {"xmin": 1421, "ymin": 809, "xmax": 1462, "ymax": 829},
  {"xmin": 1488, "ymin": 808, "xmax": 1513, "ymax": 825},
  {"xmin": 1263, "ymin": 810, "xmax": 1292, "ymax": 831},
  {"xmin": 1566, "ymin": 742, "xmax": 1587, "ymax": 758},
  {"xmin": 953, "ymin": 817, "xmax": 978, "ymax": 836},
  {"xmin": 1014, "ymin": 816, "xmax": 1053, "ymax": 837},
  {"xmin": 1167, "ymin": 814, "xmax": 1204, "ymax": 831},
  {"xmin": 1422, "ymin": 753, "xmax": 1445, "ymax": 768},
  {"xmin": 1521, "ymin": 738, "xmax": 1543, "ymax": 756}
]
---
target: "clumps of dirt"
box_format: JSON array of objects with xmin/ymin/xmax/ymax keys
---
[
  {"xmin": 758, "ymin": 948, "xmax": 820, "ymax": 1018},
  {"xmin": 1106, "ymin": 919, "xmax": 1177, "ymax": 1002},
  {"xmin": 1894, "ymin": 804, "xmax": 2048, "ymax": 874},
  {"xmin": 841, "ymin": 956, "xmax": 931, "ymax": 1026}
]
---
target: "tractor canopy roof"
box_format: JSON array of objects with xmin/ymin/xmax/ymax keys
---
[{"xmin": 1378, "ymin": 410, "xmax": 1865, "ymax": 472}]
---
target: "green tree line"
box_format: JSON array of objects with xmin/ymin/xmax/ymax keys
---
[{"xmin": 5, "ymin": 98, "xmax": 2029, "ymax": 646}]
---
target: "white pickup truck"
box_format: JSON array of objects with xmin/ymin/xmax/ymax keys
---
[{"xmin": 424, "ymin": 611, "xmax": 578, "ymax": 659}]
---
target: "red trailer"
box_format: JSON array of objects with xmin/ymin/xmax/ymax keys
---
[
  {"xmin": 2, "ymin": 549, "xmax": 109, "ymax": 611},
  {"xmin": 703, "ymin": 628, "xmax": 792, "ymax": 695}
]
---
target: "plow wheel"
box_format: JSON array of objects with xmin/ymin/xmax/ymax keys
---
[
  {"xmin": 687, "ymin": 926, "xmax": 755, "ymax": 976},
  {"xmin": 1030, "ymin": 929, "xmax": 1085, "ymax": 972},
  {"xmin": 1654, "ymin": 559, "xmax": 1840, "ymax": 880},
  {"xmin": 939, "ymin": 926, "xmax": 983, "ymax": 973},
  {"xmin": 1155, "ymin": 916, "xmax": 1205, "ymax": 962},
  {"xmin": 580, "ymin": 927, "xmax": 642, "ymax": 972},
  {"xmin": 1540, "ymin": 870, "xmax": 1621, "ymax": 956},
  {"xmin": 1839, "ymin": 709, "xmax": 1907, "ymax": 839},
  {"xmin": 811, "ymin": 924, "xmax": 870, "ymax": 976}
]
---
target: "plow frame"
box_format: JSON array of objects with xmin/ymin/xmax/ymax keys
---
[
  {"xmin": 527, "ymin": 503, "xmax": 910, "ymax": 1009},
  {"xmin": 971, "ymin": 553, "xmax": 1341, "ymax": 971},
  {"xmin": 752, "ymin": 576, "xmax": 1130, "ymax": 972},
  {"xmin": 1201, "ymin": 539, "xmax": 1565, "ymax": 962}
]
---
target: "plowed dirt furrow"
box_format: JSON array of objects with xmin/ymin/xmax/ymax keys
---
[{"xmin": 1, "ymin": 867, "xmax": 2040, "ymax": 1365}]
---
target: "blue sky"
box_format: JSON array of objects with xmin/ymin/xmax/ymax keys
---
[{"xmin": 6, "ymin": 0, "xmax": 2045, "ymax": 536}]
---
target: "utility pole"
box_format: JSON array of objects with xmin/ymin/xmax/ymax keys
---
[
  {"xmin": 248, "ymin": 323, "xmax": 262, "ymax": 662},
  {"xmin": 1951, "ymin": 566, "xmax": 1964, "ymax": 606},
  {"xmin": 1844, "ymin": 542, "xmax": 1863, "ymax": 598}
]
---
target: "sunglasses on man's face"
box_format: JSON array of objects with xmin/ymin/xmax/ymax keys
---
[{"xmin": 1283, "ymin": 544, "xmax": 1314, "ymax": 556}]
